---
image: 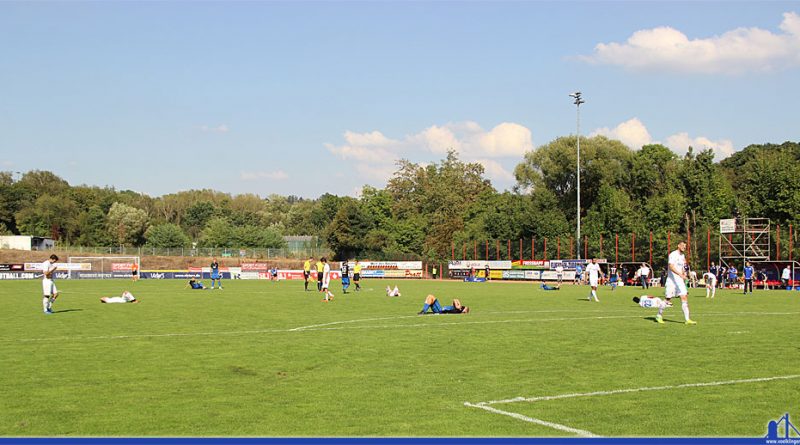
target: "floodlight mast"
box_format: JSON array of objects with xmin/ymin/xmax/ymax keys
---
[{"xmin": 569, "ymin": 92, "xmax": 585, "ymax": 260}]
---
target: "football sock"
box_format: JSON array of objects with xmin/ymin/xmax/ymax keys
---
[
  {"xmin": 658, "ymin": 307, "xmax": 664, "ymax": 317},
  {"xmin": 432, "ymin": 300, "xmax": 442, "ymax": 313},
  {"xmin": 681, "ymin": 301, "xmax": 690, "ymax": 321},
  {"xmin": 592, "ymin": 290, "xmax": 598, "ymax": 301},
  {"xmin": 421, "ymin": 304, "xmax": 430, "ymax": 313},
  {"xmin": 42, "ymin": 297, "xmax": 49, "ymax": 311}
]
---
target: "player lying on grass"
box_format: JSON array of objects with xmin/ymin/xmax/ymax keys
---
[
  {"xmin": 185, "ymin": 279, "xmax": 208, "ymax": 290},
  {"xmin": 633, "ymin": 295, "xmax": 668, "ymax": 324},
  {"xmin": 540, "ymin": 282, "xmax": 560, "ymax": 290},
  {"xmin": 418, "ymin": 294, "xmax": 470, "ymax": 314},
  {"xmin": 100, "ymin": 290, "xmax": 139, "ymax": 304},
  {"xmin": 386, "ymin": 285, "xmax": 401, "ymax": 297}
]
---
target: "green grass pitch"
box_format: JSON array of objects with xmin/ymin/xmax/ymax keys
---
[{"xmin": 1, "ymin": 278, "xmax": 799, "ymax": 437}]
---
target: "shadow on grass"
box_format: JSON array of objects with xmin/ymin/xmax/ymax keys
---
[
  {"xmin": 645, "ymin": 315, "xmax": 683, "ymax": 324},
  {"xmin": 52, "ymin": 308, "xmax": 84, "ymax": 314}
]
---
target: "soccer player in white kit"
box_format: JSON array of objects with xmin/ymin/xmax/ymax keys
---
[
  {"xmin": 585, "ymin": 258, "xmax": 602, "ymax": 302},
  {"xmin": 40, "ymin": 254, "xmax": 59, "ymax": 314},
  {"xmin": 703, "ymin": 271, "xmax": 717, "ymax": 299},
  {"xmin": 100, "ymin": 290, "xmax": 139, "ymax": 304},
  {"xmin": 666, "ymin": 241, "xmax": 696, "ymax": 325},
  {"xmin": 632, "ymin": 295, "xmax": 668, "ymax": 324},
  {"xmin": 385, "ymin": 285, "xmax": 401, "ymax": 297},
  {"xmin": 321, "ymin": 257, "xmax": 334, "ymax": 302}
]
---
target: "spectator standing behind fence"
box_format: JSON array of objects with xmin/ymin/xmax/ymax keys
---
[
  {"xmin": 637, "ymin": 263, "xmax": 650, "ymax": 289},
  {"xmin": 727, "ymin": 265, "xmax": 738, "ymax": 288},
  {"xmin": 743, "ymin": 261, "xmax": 754, "ymax": 295},
  {"xmin": 574, "ymin": 263, "xmax": 583, "ymax": 285},
  {"xmin": 485, "ymin": 264, "xmax": 491, "ymax": 281},
  {"xmin": 782, "ymin": 265, "xmax": 791, "ymax": 288}
]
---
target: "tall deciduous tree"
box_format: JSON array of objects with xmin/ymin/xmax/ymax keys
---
[{"xmin": 106, "ymin": 202, "xmax": 149, "ymax": 247}]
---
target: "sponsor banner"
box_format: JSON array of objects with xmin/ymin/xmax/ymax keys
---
[
  {"xmin": 449, "ymin": 269, "xmax": 472, "ymax": 279},
  {"xmin": 25, "ymin": 262, "xmax": 91, "ymax": 271},
  {"xmin": 279, "ymin": 270, "xmax": 305, "ymax": 280},
  {"xmin": 720, "ymin": 218, "xmax": 737, "ymax": 233},
  {"xmin": 524, "ymin": 270, "xmax": 540, "ymax": 280},
  {"xmin": 239, "ymin": 271, "xmax": 261, "ymax": 280},
  {"xmin": 112, "ymin": 263, "xmax": 134, "ymax": 271},
  {"xmin": 540, "ymin": 270, "xmax": 576, "ymax": 281},
  {"xmin": 515, "ymin": 260, "xmax": 550, "ymax": 268},
  {"xmin": 502, "ymin": 270, "xmax": 527, "ymax": 280},
  {"xmin": 241, "ymin": 263, "xmax": 270, "ymax": 271},
  {"xmin": 448, "ymin": 260, "xmax": 512, "ymax": 270},
  {"xmin": 550, "ymin": 259, "xmax": 607, "ymax": 270},
  {"xmin": 0, "ymin": 272, "xmax": 40, "ymax": 280},
  {"xmin": 383, "ymin": 269, "xmax": 423, "ymax": 278},
  {"xmin": 360, "ymin": 261, "xmax": 422, "ymax": 270},
  {"xmin": 360, "ymin": 270, "xmax": 385, "ymax": 278},
  {"xmin": 0, "ymin": 263, "xmax": 24, "ymax": 272}
]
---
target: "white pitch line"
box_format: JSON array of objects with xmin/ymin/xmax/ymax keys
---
[
  {"xmin": 473, "ymin": 374, "xmax": 800, "ymax": 406},
  {"xmin": 289, "ymin": 315, "xmax": 420, "ymax": 331},
  {"xmin": 463, "ymin": 402, "xmax": 599, "ymax": 437}
]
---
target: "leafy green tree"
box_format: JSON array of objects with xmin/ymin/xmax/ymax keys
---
[
  {"xmin": 514, "ymin": 135, "xmax": 633, "ymax": 225},
  {"xmin": 233, "ymin": 225, "xmax": 286, "ymax": 248},
  {"xmin": 183, "ymin": 202, "xmax": 216, "ymax": 239},
  {"xmin": 15, "ymin": 194, "xmax": 80, "ymax": 242},
  {"xmin": 75, "ymin": 205, "xmax": 113, "ymax": 246},
  {"xmin": 324, "ymin": 198, "xmax": 374, "ymax": 259},
  {"xmin": 145, "ymin": 223, "xmax": 192, "ymax": 248},
  {"xmin": 106, "ymin": 202, "xmax": 149, "ymax": 246},
  {"xmin": 199, "ymin": 217, "xmax": 236, "ymax": 248}
]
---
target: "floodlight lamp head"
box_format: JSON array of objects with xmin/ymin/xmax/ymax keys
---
[{"xmin": 569, "ymin": 91, "xmax": 581, "ymax": 98}]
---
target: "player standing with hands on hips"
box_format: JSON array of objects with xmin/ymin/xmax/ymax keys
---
[
  {"xmin": 41, "ymin": 254, "xmax": 59, "ymax": 314},
  {"xmin": 666, "ymin": 241, "xmax": 697, "ymax": 325}
]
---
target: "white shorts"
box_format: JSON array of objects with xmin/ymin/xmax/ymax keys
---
[
  {"xmin": 42, "ymin": 279, "xmax": 57, "ymax": 296},
  {"xmin": 706, "ymin": 278, "xmax": 717, "ymax": 288},
  {"xmin": 665, "ymin": 277, "xmax": 687, "ymax": 299},
  {"xmin": 589, "ymin": 277, "xmax": 598, "ymax": 287}
]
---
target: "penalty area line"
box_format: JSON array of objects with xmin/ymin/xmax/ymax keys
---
[{"xmin": 463, "ymin": 402, "xmax": 599, "ymax": 437}]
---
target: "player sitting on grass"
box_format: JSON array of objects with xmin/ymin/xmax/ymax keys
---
[
  {"xmin": 540, "ymin": 282, "xmax": 560, "ymax": 291},
  {"xmin": 101, "ymin": 290, "xmax": 139, "ymax": 304},
  {"xmin": 186, "ymin": 279, "xmax": 208, "ymax": 290},
  {"xmin": 418, "ymin": 294, "xmax": 470, "ymax": 314},
  {"xmin": 386, "ymin": 285, "xmax": 401, "ymax": 297},
  {"xmin": 633, "ymin": 295, "xmax": 668, "ymax": 324}
]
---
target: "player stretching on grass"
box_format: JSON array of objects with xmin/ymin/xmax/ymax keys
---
[
  {"xmin": 703, "ymin": 271, "xmax": 717, "ymax": 299},
  {"xmin": 585, "ymin": 258, "xmax": 602, "ymax": 302},
  {"xmin": 101, "ymin": 290, "xmax": 139, "ymax": 304},
  {"xmin": 418, "ymin": 295, "xmax": 470, "ymax": 314},
  {"xmin": 667, "ymin": 240, "xmax": 696, "ymax": 325},
  {"xmin": 40, "ymin": 254, "xmax": 59, "ymax": 314},
  {"xmin": 632, "ymin": 295, "xmax": 668, "ymax": 324}
]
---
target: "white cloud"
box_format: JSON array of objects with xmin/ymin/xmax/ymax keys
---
[
  {"xmin": 473, "ymin": 159, "xmax": 516, "ymax": 183},
  {"xmin": 325, "ymin": 121, "xmax": 533, "ymax": 190},
  {"xmin": 591, "ymin": 118, "xmax": 735, "ymax": 160},
  {"xmin": 591, "ymin": 118, "xmax": 653, "ymax": 150},
  {"xmin": 199, "ymin": 124, "xmax": 230, "ymax": 133},
  {"xmin": 664, "ymin": 132, "xmax": 735, "ymax": 159},
  {"xmin": 240, "ymin": 170, "xmax": 289, "ymax": 181},
  {"xmin": 579, "ymin": 11, "xmax": 800, "ymax": 73}
]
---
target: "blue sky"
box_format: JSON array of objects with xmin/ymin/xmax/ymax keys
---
[{"xmin": 1, "ymin": 1, "xmax": 798, "ymax": 199}]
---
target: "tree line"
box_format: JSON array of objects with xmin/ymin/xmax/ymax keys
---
[{"xmin": 1, "ymin": 138, "xmax": 798, "ymax": 266}]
